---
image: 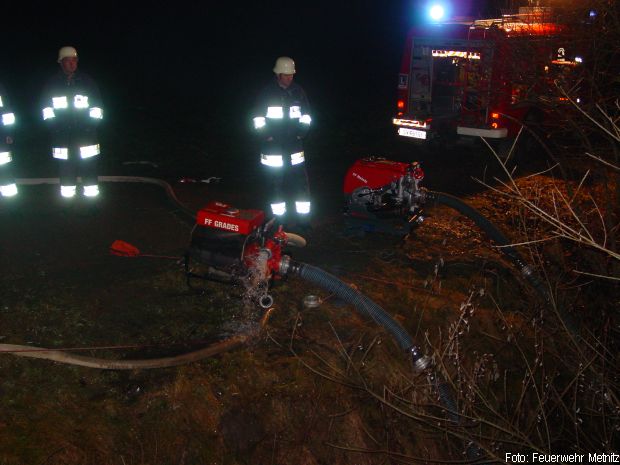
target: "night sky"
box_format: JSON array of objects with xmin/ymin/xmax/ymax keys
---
[{"xmin": 2, "ymin": 1, "xmax": 500, "ymax": 137}]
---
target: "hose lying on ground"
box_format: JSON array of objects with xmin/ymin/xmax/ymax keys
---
[
  {"xmin": 16, "ymin": 176, "xmax": 196, "ymax": 221},
  {"xmin": 12, "ymin": 176, "xmax": 483, "ymax": 457},
  {"xmin": 0, "ymin": 309, "xmax": 273, "ymax": 370},
  {"xmin": 291, "ymin": 261, "xmax": 430, "ymax": 371},
  {"xmin": 424, "ymin": 190, "xmax": 582, "ymax": 338},
  {"xmin": 0, "ymin": 262, "xmax": 429, "ymax": 374},
  {"xmin": 424, "ymin": 190, "xmax": 550, "ymax": 300},
  {"xmin": 291, "ymin": 261, "xmax": 484, "ymax": 459}
]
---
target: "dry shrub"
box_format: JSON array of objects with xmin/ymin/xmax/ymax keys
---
[{"xmin": 285, "ymin": 3, "xmax": 620, "ymax": 461}]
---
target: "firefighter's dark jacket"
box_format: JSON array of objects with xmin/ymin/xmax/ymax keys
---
[
  {"xmin": 0, "ymin": 82, "xmax": 14, "ymax": 150},
  {"xmin": 41, "ymin": 70, "xmax": 102, "ymax": 144},
  {"xmin": 253, "ymin": 77, "xmax": 311, "ymax": 155}
]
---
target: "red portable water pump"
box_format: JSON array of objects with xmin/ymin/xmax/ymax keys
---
[
  {"xmin": 185, "ymin": 201, "xmax": 301, "ymax": 307},
  {"xmin": 343, "ymin": 157, "xmax": 426, "ymax": 234}
]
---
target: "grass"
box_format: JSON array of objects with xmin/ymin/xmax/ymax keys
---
[
  {"xmin": 2, "ymin": 62, "xmax": 619, "ymax": 461},
  {"xmin": 0, "ymin": 171, "xmax": 617, "ymax": 463}
]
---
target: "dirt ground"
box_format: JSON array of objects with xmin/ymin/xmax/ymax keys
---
[{"xmin": 0, "ymin": 119, "xmax": 609, "ymax": 464}]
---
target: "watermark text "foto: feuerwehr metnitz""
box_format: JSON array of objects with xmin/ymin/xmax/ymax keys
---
[{"xmin": 505, "ymin": 452, "xmax": 619, "ymax": 463}]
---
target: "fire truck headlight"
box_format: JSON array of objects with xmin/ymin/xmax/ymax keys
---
[{"xmin": 429, "ymin": 4, "xmax": 445, "ymax": 21}]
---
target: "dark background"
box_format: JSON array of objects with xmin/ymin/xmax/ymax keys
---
[
  {"xmin": 2, "ymin": 2, "xmax": 501, "ymax": 126},
  {"xmin": 1, "ymin": 0, "xmax": 511, "ymax": 181}
]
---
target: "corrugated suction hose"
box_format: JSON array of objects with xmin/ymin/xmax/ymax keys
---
[{"xmin": 425, "ymin": 190, "xmax": 550, "ymax": 300}]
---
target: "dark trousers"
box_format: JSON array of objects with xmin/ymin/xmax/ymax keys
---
[
  {"xmin": 55, "ymin": 143, "xmax": 99, "ymax": 188},
  {"xmin": 0, "ymin": 161, "xmax": 15, "ymax": 187},
  {"xmin": 264, "ymin": 157, "xmax": 310, "ymax": 218}
]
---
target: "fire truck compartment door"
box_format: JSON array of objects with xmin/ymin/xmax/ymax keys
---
[{"xmin": 410, "ymin": 45, "xmax": 432, "ymax": 101}]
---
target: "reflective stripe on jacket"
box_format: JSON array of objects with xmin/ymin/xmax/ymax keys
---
[
  {"xmin": 41, "ymin": 71, "xmax": 103, "ymax": 143},
  {"xmin": 252, "ymin": 78, "xmax": 311, "ymax": 158},
  {"xmin": 0, "ymin": 82, "xmax": 15, "ymax": 150}
]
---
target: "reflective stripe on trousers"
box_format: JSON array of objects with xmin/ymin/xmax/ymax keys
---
[
  {"xmin": 0, "ymin": 183, "xmax": 18, "ymax": 197},
  {"xmin": 270, "ymin": 202, "xmax": 286, "ymax": 215},
  {"xmin": 83, "ymin": 185, "xmax": 100, "ymax": 197},
  {"xmin": 261, "ymin": 154, "xmax": 283, "ymax": 167},
  {"xmin": 0, "ymin": 151, "xmax": 12, "ymax": 165},
  {"xmin": 61, "ymin": 185, "xmax": 77, "ymax": 198},
  {"xmin": 261, "ymin": 152, "xmax": 304, "ymax": 167},
  {"xmin": 295, "ymin": 201, "xmax": 311, "ymax": 214},
  {"xmin": 59, "ymin": 185, "xmax": 99, "ymax": 198},
  {"xmin": 52, "ymin": 144, "xmax": 101, "ymax": 160}
]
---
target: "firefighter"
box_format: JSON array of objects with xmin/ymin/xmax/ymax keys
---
[
  {"xmin": 0, "ymin": 82, "xmax": 17, "ymax": 198},
  {"xmin": 252, "ymin": 56, "xmax": 312, "ymax": 229},
  {"xmin": 41, "ymin": 46, "xmax": 103, "ymax": 200}
]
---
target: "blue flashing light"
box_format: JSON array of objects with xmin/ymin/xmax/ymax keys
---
[{"xmin": 429, "ymin": 4, "xmax": 445, "ymax": 21}]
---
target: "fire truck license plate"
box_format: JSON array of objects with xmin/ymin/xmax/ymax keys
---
[{"xmin": 398, "ymin": 127, "xmax": 427, "ymax": 139}]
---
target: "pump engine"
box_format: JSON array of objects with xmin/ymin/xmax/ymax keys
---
[
  {"xmin": 186, "ymin": 201, "xmax": 299, "ymax": 308},
  {"xmin": 343, "ymin": 157, "xmax": 425, "ymax": 234}
]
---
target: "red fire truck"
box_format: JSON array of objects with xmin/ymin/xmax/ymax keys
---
[{"xmin": 392, "ymin": 7, "xmax": 582, "ymax": 152}]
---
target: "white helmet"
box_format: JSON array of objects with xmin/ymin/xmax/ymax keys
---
[
  {"xmin": 273, "ymin": 56, "xmax": 296, "ymax": 75},
  {"xmin": 57, "ymin": 46, "xmax": 78, "ymax": 63}
]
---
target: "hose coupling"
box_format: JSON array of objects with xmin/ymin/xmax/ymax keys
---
[
  {"xmin": 278, "ymin": 255, "xmax": 291, "ymax": 276},
  {"xmin": 415, "ymin": 189, "xmax": 432, "ymax": 204},
  {"xmin": 280, "ymin": 258, "xmax": 303, "ymax": 277},
  {"xmin": 259, "ymin": 294, "xmax": 274, "ymax": 309},
  {"xmin": 409, "ymin": 346, "xmax": 431, "ymax": 372},
  {"xmin": 521, "ymin": 264, "xmax": 534, "ymax": 277},
  {"xmin": 408, "ymin": 213, "xmax": 425, "ymax": 225}
]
